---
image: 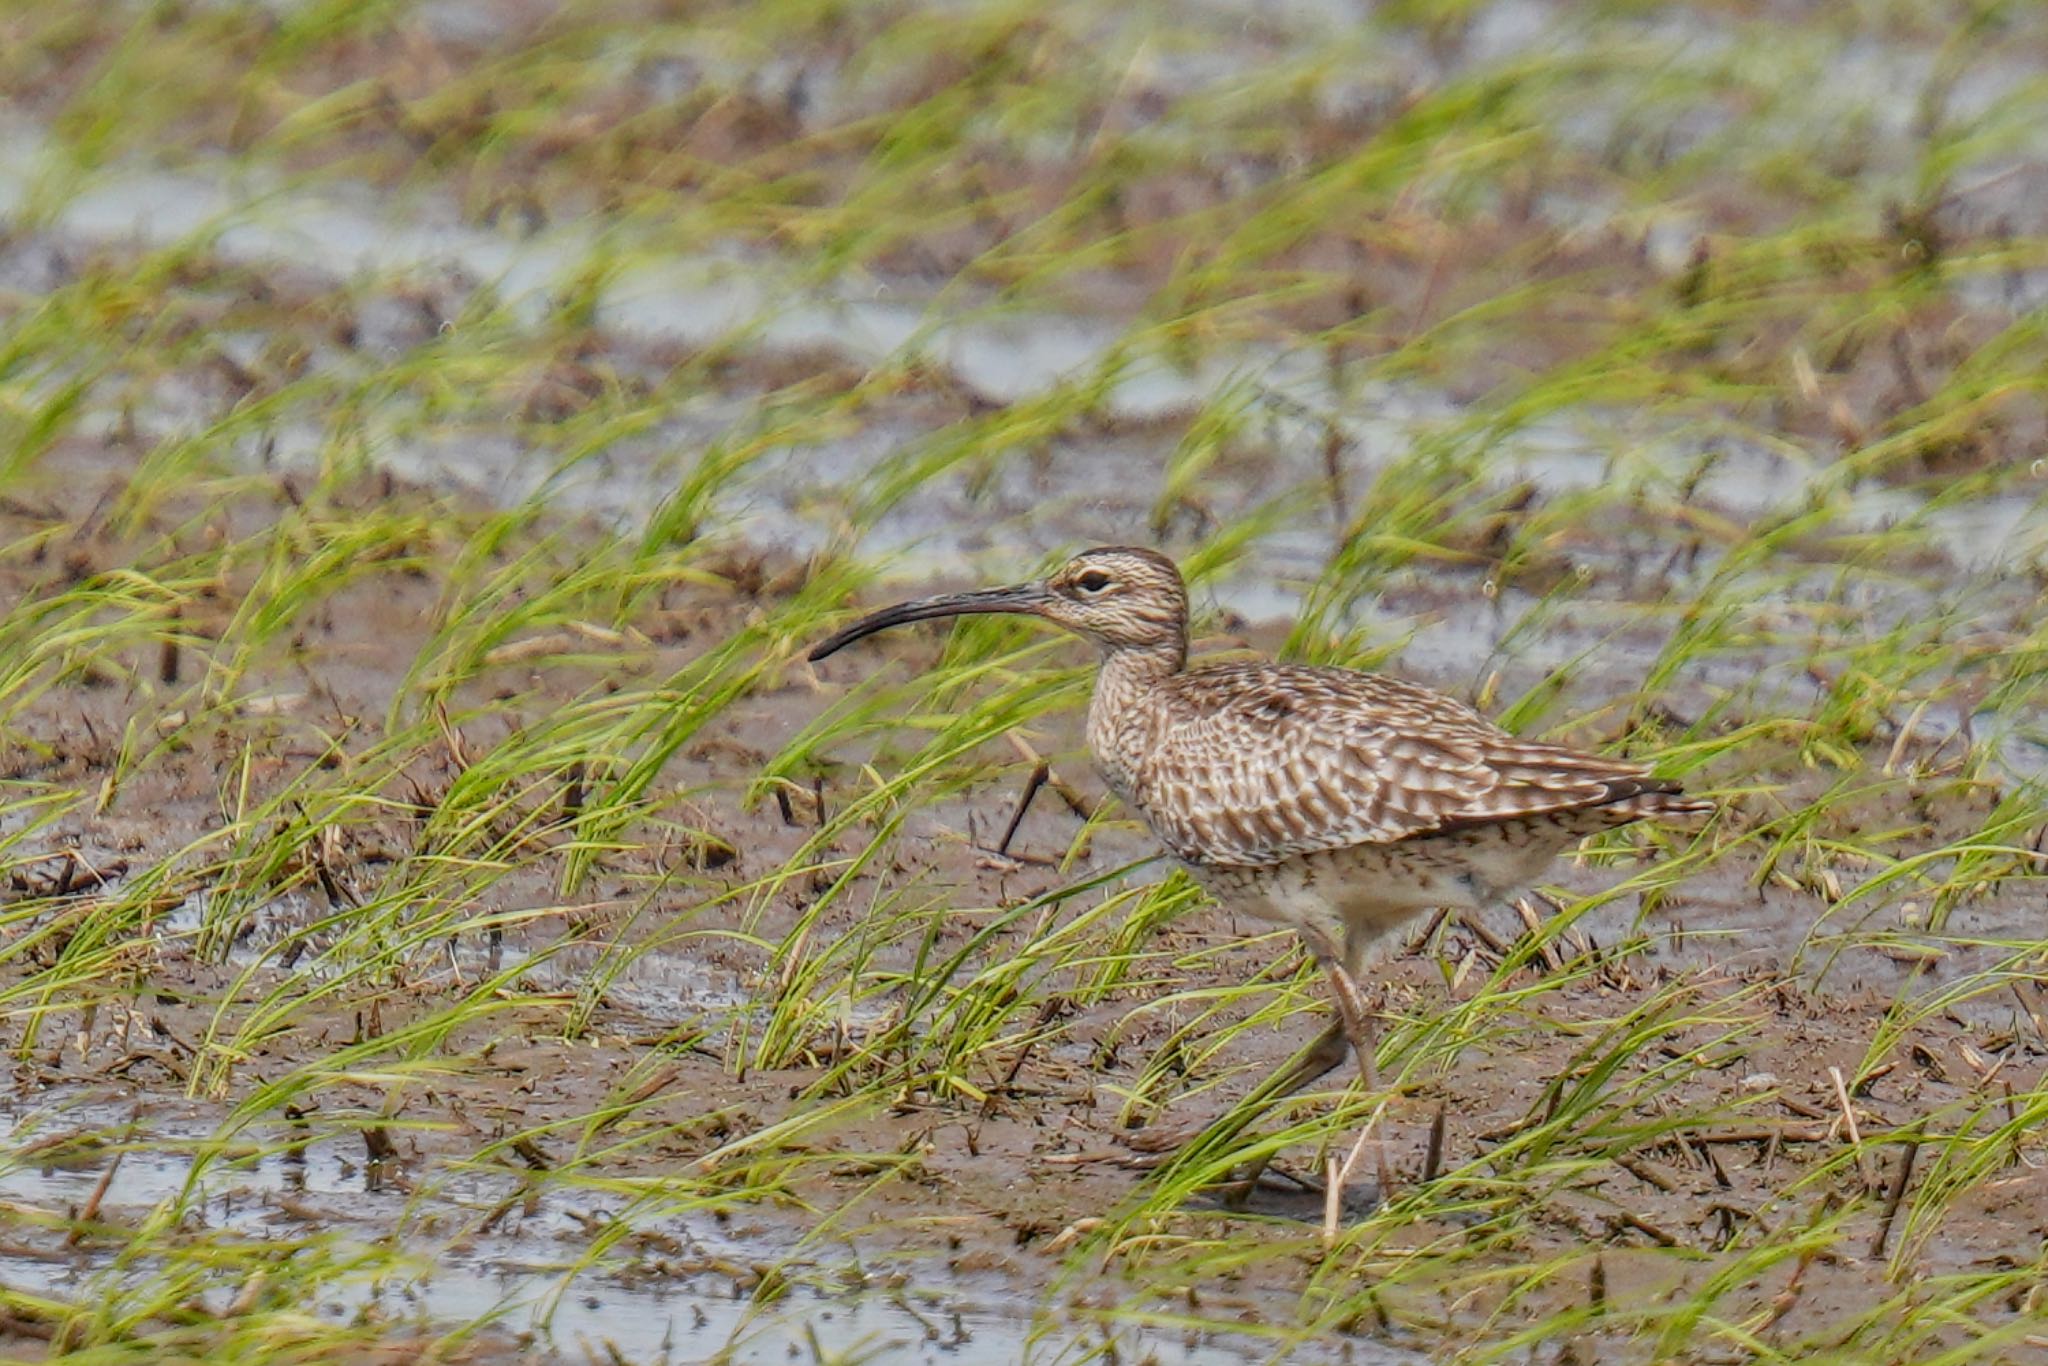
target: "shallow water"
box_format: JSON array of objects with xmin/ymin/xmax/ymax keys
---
[
  {"xmin": 3, "ymin": 49, "xmax": 2045, "ymax": 630},
  {"xmin": 0, "ymin": 1095, "xmax": 1416, "ymax": 1364}
]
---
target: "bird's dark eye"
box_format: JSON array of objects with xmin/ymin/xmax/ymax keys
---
[{"xmin": 1076, "ymin": 571, "xmax": 1113, "ymax": 594}]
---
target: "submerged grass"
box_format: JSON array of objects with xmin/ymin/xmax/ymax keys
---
[{"xmin": 1, "ymin": 0, "xmax": 2048, "ymax": 1361}]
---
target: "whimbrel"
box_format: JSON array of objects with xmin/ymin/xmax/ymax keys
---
[{"xmin": 808, "ymin": 546, "xmax": 1711, "ymax": 1197}]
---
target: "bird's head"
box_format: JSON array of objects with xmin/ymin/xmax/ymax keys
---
[{"xmin": 808, "ymin": 546, "xmax": 1189, "ymax": 663}]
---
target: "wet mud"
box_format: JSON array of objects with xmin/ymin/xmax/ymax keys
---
[{"xmin": 0, "ymin": 453, "xmax": 2044, "ymax": 1362}]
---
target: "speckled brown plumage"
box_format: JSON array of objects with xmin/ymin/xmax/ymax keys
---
[
  {"xmin": 1095, "ymin": 659, "xmax": 1697, "ymax": 867},
  {"xmin": 809, "ymin": 545, "xmax": 1713, "ymax": 1195}
]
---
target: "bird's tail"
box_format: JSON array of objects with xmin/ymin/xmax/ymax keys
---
[{"xmin": 1598, "ymin": 779, "xmax": 1716, "ymax": 828}]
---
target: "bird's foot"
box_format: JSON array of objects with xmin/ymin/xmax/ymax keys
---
[
  {"xmin": 1214, "ymin": 1163, "xmax": 1385, "ymax": 1220},
  {"xmin": 1119, "ymin": 1118, "xmax": 1208, "ymax": 1156}
]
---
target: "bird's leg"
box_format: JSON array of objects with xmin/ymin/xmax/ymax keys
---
[
  {"xmin": 1322, "ymin": 960, "xmax": 1377, "ymax": 1090},
  {"xmin": 1321, "ymin": 957, "xmax": 1396, "ymax": 1199},
  {"xmin": 1219, "ymin": 1019, "xmax": 1351, "ymax": 1207},
  {"xmin": 1267, "ymin": 1018, "xmax": 1353, "ymax": 1098},
  {"xmin": 1222, "ymin": 946, "xmax": 1394, "ymax": 1209}
]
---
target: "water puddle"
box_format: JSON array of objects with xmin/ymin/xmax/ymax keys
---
[
  {"xmin": 3, "ymin": 79, "xmax": 2044, "ymax": 631},
  {"xmin": 0, "ymin": 1095, "xmax": 1409, "ymax": 1364}
]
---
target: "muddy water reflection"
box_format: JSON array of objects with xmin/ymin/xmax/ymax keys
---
[
  {"xmin": 1, "ymin": 1096, "xmax": 1409, "ymax": 1364},
  {"xmin": 5, "ymin": 116, "xmax": 2045, "ymax": 630}
]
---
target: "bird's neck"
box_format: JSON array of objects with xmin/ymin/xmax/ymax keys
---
[{"xmin": 1085, "ymin": 640, "xmax": 1183, "ymax": 796}]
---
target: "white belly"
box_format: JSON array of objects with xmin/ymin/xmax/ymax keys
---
[{"xmin": 1184, "ymin": 821, "xmax": 1577, "ymax": 969}]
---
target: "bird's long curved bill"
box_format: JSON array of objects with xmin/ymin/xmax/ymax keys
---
[{"xmin": 807, "ymin": 583, "xmax": 1050, "ymax": 662}]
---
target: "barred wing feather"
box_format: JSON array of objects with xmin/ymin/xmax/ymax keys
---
[{"xmin": 1120, "ymin": 663, "xmax": 1669, "ymax": 868}]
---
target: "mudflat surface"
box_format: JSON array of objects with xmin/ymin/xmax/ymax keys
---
[{"xmin": 2, "ymin": 453, "xmax": 2045, "ymax": 1364}]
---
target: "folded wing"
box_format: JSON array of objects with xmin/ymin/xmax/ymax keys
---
[{"xmin": 1124, "ymin": 662, "xmax": 1674, "ymax": 868}]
